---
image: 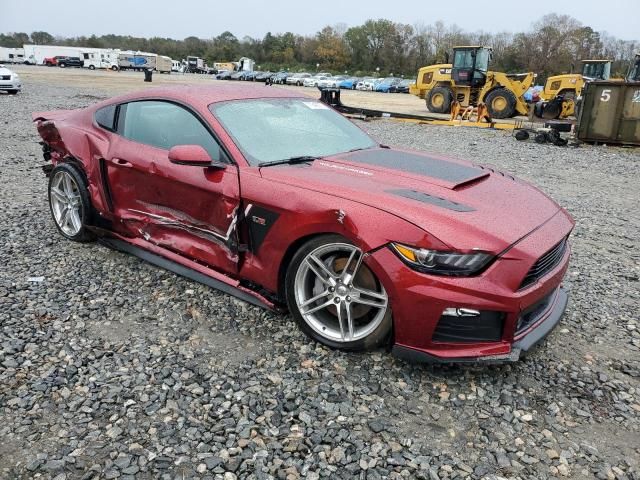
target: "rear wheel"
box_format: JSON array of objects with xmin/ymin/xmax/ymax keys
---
[
  {"xmin": 426, "ymin": 86, "xmax": 453, "ymax": 113},
  {"xmin": 59, "ymin": 63, "xmax": 66, "ymax": 68},
  {"xmin": 88, "ymin": 65, "xmax": 95, "ymax": 70},
  {"xmin": 48, "ymin": 163, "xmax": 95, "ymax": 242},
  {"xmin": 285, "ymin": 235, "xmax": 392, "ymax": 351},
  {"xmin": 485, "ymin": 88, "xmax": 517, "ymax": 119}
]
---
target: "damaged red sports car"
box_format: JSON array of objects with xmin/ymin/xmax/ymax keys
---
[{"xmin": 33, "ymin": 85, "xmax": 574, "ymax": 362}]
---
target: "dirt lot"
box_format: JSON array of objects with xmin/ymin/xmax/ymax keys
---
[{"xmin": 0, "ymin": 67, "xmax": 639, "ymax": 480}]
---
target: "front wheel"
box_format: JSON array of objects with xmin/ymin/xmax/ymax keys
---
[
  {"xmin": 285, "ymin": 235, "xmax": 392, "ymax": 351},
  {"xmin": 426, "ymin": 86, "xmax": 452, "ymax": 113},
  {"xmin": 485, "ymin": 88, "xmax": 517, "ymax": 119},
  {"xmin": 48, "ymin": 164, "xmax": 95, "ymax": 242},
  {"xmin": 88, "ymin": 65, "xmax": 95, "ymax": 70}
]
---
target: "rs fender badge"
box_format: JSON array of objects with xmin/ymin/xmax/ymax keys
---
[{"xmin": 252, "ymin": 216, "xmax": 267, "ymax": 226}]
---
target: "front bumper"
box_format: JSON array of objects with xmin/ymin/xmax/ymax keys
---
[
  {"xmin": 392, "ymin": 287, "xmax": 568, "ymax": 363},
  {"xmin": 0, "ymin": 80, "xmax": 21, "ymax": 91},
  {"xmin": 365, "ymin": 209, "xmax": 573, "ymax": 363}
]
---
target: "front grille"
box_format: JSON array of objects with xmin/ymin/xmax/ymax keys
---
[
  {"xmin": 0, "ymin": 75, "xmax": 10, "ymax": 80},
  {"xmin": 519, "ymin": 238, "xmax": 567, "ymax": 289},
  {"xmin": 516, "ymin": 290, "xmax": 556, "ymax": 334},
  {"xmin": 432, "ymin": 311, "xmax": 505, "ymax": 343}
]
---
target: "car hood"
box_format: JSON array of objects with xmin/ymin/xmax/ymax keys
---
[{"xmin": 259, "ymin": 147, "xmax": 565, "ymax": 252}]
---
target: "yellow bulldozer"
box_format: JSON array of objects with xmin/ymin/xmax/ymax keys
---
[{"xmin": 409, "ymin": 46, "xmax": 535, "ymax": 119}]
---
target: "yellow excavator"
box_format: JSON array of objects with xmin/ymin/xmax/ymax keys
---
[{"xmin": 409, "ymin": 46, "xmax": 535, "ymax": 119}]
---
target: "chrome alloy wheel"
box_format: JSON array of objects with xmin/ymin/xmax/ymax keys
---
[
  {"xmin": 49, "ymin": 170, "xmax": 83, "ymax": 236},
  {"xmin": 294, "ymin": 243, "xmax": 389, "ymax": 343}
]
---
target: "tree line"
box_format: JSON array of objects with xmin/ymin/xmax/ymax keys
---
[{"xmin": 1, "ymin": 14, "xmax": 637, "ymax": 80}]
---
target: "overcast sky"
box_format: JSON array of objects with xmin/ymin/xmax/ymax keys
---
[{"xmin": 1, "ymin": 0, "xmax": 638, "ymax": 41}]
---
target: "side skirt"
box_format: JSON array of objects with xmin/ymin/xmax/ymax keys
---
[{"xmin": 99, "ymin": 237, "xmax": 277, "ymax": 311}]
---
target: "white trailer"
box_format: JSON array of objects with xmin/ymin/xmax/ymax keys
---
[
  {"xmin": 81, "ymin": 49, "xmax": 120, "ymax": 70},
  {"xmin": 156, "ymin": 55, "xmax": 172, "ymax": 74},
  {"xmin": 0, "ymin": 47, "xmax": 25, "ymax": 64},
  {"xmin": 23, "ymin": 44, "xmax": 86, "ymax": 65},
  {"xmin": 238, "ymin": 57, "xmax": 255, "ymax": 71},
  {"xmin": 117, "ymin": 52, "xmax": 157, "ymax": 71}
]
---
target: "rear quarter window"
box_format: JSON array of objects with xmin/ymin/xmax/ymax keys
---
[{"xmin": 95, "ymin": 105, "xmax": 117, "ymax": 131}]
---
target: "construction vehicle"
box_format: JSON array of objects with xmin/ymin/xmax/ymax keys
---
[
  {"xmin": 627, "ymin": 53, "xmax": 640, "ymax": 81},
  {"xmin": 537, "ymin": 59, "xmax": 613, "ymax": 119},
  {"xmin": 409, "ymin": 46, "xmax": 535, "ymax": 119}
]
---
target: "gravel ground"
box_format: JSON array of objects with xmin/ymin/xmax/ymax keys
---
[{"xmin": 1, "ymin": 81, "xmax": 639, "ymax": 480}]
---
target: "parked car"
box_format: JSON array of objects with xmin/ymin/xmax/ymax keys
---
[
  {"xmin": 216, "ymin": 70, "xmax": 233, "ymax": 80},
  {"xmin": 316, "ymin": 72, "xmax": 333, "ymax": 77},
  {"xmin": 0, "ymin": 64, "xmax": 21, "ymax": 94},
  {"xmin": 32, "ymin": 84, "xmax": 574, "ymax": 362},
  {"xmin": 375, "ymin": 78, "xmax": 402, "ymax": 93},
  {"xmin": 43, "ymin": 56, "xmax": 67, "ymax": 67},
  {"xmin": 242, "ymin": 71, "xmax": 258, "ymax": 81},
  {"xmin": 229, "ymin": 71, "xmax": 245, "ymax": 80},
  {"xmin": 339, "ymin": 77, "xmax": 361, "ymax": 89},
  {"xmin": 271, "ymin": 72, "xmax": 291, "ymax": 84},
  {"xmin": 318, "ymin": 76, "xmax": 346, "ymax": 88},
  {"xmin": 303, "ymin": 76, "xmax": 328, "ymax": 87},
  {"xmin": 58, "ymin": 57, "xmax": 84, "ymax": 68},
  {"xmin": 356, "ymin": 78, "xmax": 377, "ymax": 91},
  {"xmin": 389, "ymin": 79, "xmax": 415, "ymax": 93},
  {"xmin": 254, "ymin": 71, "xmax": 273, "ymax": 82},
  {"xmin": 286, "ymin": 72, "xmax": 311, "ymax": 86}
]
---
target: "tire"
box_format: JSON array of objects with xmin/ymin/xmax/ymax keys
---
[
  {"xmin": 8, "ymin": 89, "xmax": 19, "ymax": 95},
  {"xmin": 88, "ymin": 65, "xmax": 95, "ymax": 70},
  {"xmin": 485, "ymin": 88, "xmax": 517, "ymax": 119},
  {"xmin": 534, "ymin": 132, "xmax": 547, "ymax": 144},
  {"xmin": 514, "ymin": 129, "xmax": 529, "ymax": 141},
  {"xmin": 285, "ymin": 234, "xmax": 392, "ymax": 351},
  {"xmin": 48, "ymin": 163, "xmax": 95, "ymax": 242},
  {"xmin": 59, "ymin": 63, "xmax": 66, "ymax": 68},
  {"xmin": 111, "ymin": 65, "xmax": 118, "ymax": 71},
  {"xmin": 426, "ymin": 86, "xmax": 453, "ymax": 113}
]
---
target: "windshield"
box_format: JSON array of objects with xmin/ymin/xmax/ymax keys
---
[
  {"xmin": 211, "ymin": 98, "xmax": 377, "ymax": 165},
  {"xmin": 582, "ymin": 62, "xmax": 611, "ymax": 80},
  {"xmin": 629, "ymin": 57, "xmax": 640, "ymax": 81}
]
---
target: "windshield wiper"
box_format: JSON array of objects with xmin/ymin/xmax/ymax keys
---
[{"xmin": 258, "ymin": 156, "xmax": 319, "ymax": 168}]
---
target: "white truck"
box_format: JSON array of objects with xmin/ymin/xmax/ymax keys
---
[
  {"xmin": 0, "ymin": 47, "xmax": 25, "ymax": 64},
  {"xmin": 185, "ymin": 56, "xmax": 208, "ymax": 74},
  {"xmin": 81, "ymin": 50, "xmax": 119, "ymax": 70}
]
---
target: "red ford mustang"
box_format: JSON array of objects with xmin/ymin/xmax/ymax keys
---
[{"xmin": 33, "ymin": 84, "xmax": 574, "ymax": 362}]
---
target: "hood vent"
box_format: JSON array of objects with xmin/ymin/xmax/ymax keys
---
[{"xmin": 387, "ymin": 189, "xmax": 475, "ymax": 212}]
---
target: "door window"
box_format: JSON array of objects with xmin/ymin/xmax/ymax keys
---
[{"xmin": 120, "ymin": 100, "xmax": 223, "ymax": 161}]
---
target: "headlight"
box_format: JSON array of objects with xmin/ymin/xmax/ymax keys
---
[{"xmin": 391, "ymin": 243, "xmax": 493, "ymax": 276}]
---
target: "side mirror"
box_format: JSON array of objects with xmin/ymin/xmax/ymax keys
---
[{"xmin": 168, "ymin": 145, "xmax": 225, "ymax": 169}]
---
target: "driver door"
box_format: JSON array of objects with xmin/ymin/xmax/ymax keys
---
[{"xmin": 105, "ymin": 100, "xmax": 241, "ymax": 274}]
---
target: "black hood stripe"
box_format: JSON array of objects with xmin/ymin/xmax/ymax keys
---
[
  {"xmin": 339, "ymin": 148, "xmax": 485, "ymax": 185},
  {"xmin": 388, "ymin": 189, "xmax": 475, "ymax": 212}
]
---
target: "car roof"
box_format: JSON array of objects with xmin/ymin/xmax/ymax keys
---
[{"xmin": 99, "ymin": 84, "xmax": 305, "ymax": 109}]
